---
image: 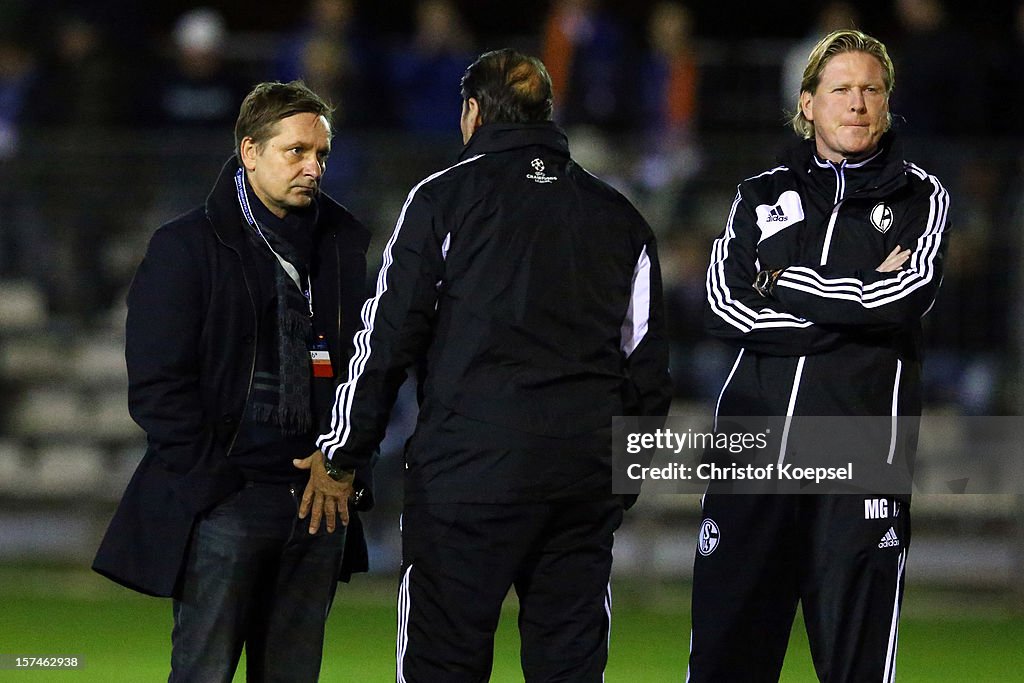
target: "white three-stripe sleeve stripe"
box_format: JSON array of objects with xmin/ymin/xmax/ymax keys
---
[
  {"xmin": 317, "ymin": 155, "xmax": 485, "ymax": 458},
  {"xmin": 396, "ymin": 564, "xmax": 412, "ymax": 683},
  {"xmin": 706, "ymin": 190, "xmax": 815, "ymax": 333},
  {"xmin": 713, "ymin": 348, "xmax": 744, "ymax": 431},
  {"xmin": 887, "ymin": 359, "xmax": 902, "ymax": 465},
  {"xmin": 777, "ymin": 355, "xmax": 806, "ymax": 466},
  {"xmin": 621, "ymin": 246, "xmax": 651, "ymax": 357},
  {"xmin": 776, "ymin": 170, "xmax": 949, "ymax": 309}
]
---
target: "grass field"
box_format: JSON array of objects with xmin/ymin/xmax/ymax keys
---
[{"xmin": 1, "ymin": 566, "xmax": 1022, "ymax": 681}]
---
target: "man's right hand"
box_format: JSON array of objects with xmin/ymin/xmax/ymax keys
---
[{"xmin": 293, "ymin": 450, "xmax": 355, "ymax": 534}]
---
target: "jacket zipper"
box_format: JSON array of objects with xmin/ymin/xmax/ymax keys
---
[
  {"xmin": 819, "ymin": 160, "xmax": 846, "ymax": 266},
  {"xmin": 782, "ymin": 160, "xmax": 848, "ymax": 462}
]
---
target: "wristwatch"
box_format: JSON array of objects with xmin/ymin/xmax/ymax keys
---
[
  {"xmin": 753, "ymin": 268, "xmax": 783, "ymax": 297},
  {"xmin": 322, "ymin": 457, "xmax": 354, "ymax": 482},
  {"xmin": 322, "ymin": 457, "xmax": 369, "ymax": 509}
]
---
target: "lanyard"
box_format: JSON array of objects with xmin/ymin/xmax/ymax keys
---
[{"xmin": 234, "ymin": 168, "xmax": 314, "ymax": 317}]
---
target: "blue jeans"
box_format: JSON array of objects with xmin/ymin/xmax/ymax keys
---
[{"xmin": 169, "ymin": 481, "xmax": 347, "ymax": 683}]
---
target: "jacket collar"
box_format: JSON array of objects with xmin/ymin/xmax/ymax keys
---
[
  {"xmin": 784, "ymin": 132, "xmax": 908, "ymax": 198},
  {"xmin": 459, "ymin": 122, "xmax": 570, "ymax": 160},
  {"xmin": 204, "ymin": 156, "xmax": 341, "ymax": 247},
  {"xmin": 204, "ymin": 157, "xmax": 249, "ymax": 246}
]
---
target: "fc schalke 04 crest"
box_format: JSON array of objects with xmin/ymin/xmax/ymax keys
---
[
  {"xmin": 698, "ymin": 518, "xmax": 720, "ymax": 556},
  {"xmin": 870, "ymin": 202, "xmax": 893, "ymax": 233}
]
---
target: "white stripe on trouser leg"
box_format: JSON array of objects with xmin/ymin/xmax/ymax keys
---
[
  {"xmin": 685, "ymin": 629, "xmax": 693, "ymax": 682},
  {"xmin": 603, "ymin": 581, "xmax": 612, "ymax": 682},
  {"xmin": 883, "ymin": 549, "xmax": 907, "ymax": 682},
  {"xmin": 396, "ymin": 565, "xmax": 413, "ymax": 683}
]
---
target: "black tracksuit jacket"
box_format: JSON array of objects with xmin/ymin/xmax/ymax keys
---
[
  {"xmin": 705, "ymin": 134, "xmax": 950, "ymax": 473},
  {"xmin": 318, "ymin": 122, "xmax": 673, "ymax": 503}
]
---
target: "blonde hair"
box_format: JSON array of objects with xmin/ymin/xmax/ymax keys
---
[{"xmin": 789, "ymin": 29, "xmax": 895, "ymax": 139}]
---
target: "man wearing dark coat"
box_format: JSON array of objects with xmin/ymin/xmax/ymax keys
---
[{"xmin": 92, "ymin": 80, "xmax": 372, "ymax": 682}]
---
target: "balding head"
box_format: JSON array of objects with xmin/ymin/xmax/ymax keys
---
[{"xmin": 459, "ymin": 48, "xmax": 554, "ymax": 125}]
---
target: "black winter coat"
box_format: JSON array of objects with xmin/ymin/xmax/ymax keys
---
[{"xmin": 93, "ymin": 158, "xmax": 371, "ymax": 597}]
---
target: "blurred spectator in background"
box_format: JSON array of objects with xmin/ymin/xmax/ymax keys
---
[
  {"xmin": 276, "ymin": 0, "xmax": 376, "ymax": 213},
  {"xmin": 0, "ymin": 33, "xmax": 36, "ymax": 282},
  {"xmin": 149, "ymin": 7, "xmax": 246, "ymax": 130},
  {"xmin": 142, "ymin": 7, "xmax": 251, "ymax": 268},
  {"xmin": 888, "ymin": 0, "xmax": 1002, "ymax": 413},
  {"xmin": 276, "ymin": 0, "xmax": 373, "ymax": 128},
  {"xmin": 920, "ymin": 218, "xmax": 1009, "ymax": 414},
  {"xmin": 20, "ymin": 10, "xmax": 133, "ymax": 320},
  {"xmin": 638, "ymin": 1, "xmax": 698, "ymax": 148},
  {"xmin": 633, "ymin": 1, "xmax": 702, "ymax": 231},
  {"xmin": 541, "ymin": 0, "xmax": 629, "ymax": 132},
  {"xmin": 780, "ymin": 1, "xmax": 860, "ymax": 110},
  {"xmin": 25, "ymin": 10, "xmax": 126, "ymax": 127},
  {"xmin": 0, "ymin": 36, "xmax": 34, "ymax": 160},
  {"xmin": 889, "ymin": 0, "xmax": 980, "ymax": 137},
  {"xmin": 987, "ymin": 0, "xmax": 1024, "ymax": 137},
  {"xmin": 660, "ymin": 231, "xmax": 732, "ymax": 401},
  {"xmin": 388, "ymin": 0, "xmax": 474, "ymax": 135}
]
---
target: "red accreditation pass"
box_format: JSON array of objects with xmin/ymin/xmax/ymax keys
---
[
  {"xmin": 309, "ymin": 337, "xmax": 334, "ymax": 378},
  {"xmin": 310, "ymin": 350, "xmax": 333, "ymax": 377}
]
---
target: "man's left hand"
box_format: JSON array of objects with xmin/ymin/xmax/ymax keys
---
[
  {"xmin": 293, "ymin": 450, "xmax": 355, "ymax": 534},
  {"xmin": 876, "ymin": 245, "xmax": 911, "ymax": 273}
]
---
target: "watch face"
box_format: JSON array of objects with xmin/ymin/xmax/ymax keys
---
[
  {"xmin": 323, "ymin": 459, "xmax": 350, "ymax": 481},
  {"xmin": 755, "ymin": 271, "xmax": 768, "ymax": 294}
]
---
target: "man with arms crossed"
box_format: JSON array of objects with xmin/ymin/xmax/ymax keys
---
[
  {"xmin": 693, "ymin": 30, "xmax": 950, "ymax": 681},
  {"xmin": 93, "ymin": 81, "xmax": 372, "ymax": 682},
  {"xmin": 315, "ymin": 49, "xmax": 672, "ymax": 681}
]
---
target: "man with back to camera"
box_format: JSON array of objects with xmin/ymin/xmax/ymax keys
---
[
  {"xmin": 92, "ymin": 80, "xmax": 374, "ymax": 682},
  {"xmin": 691, "ymin": 29, "xmax": 951, "ymax": 681},
  {"xmin": 312, "ymin": 48, "xmax": 672, "ymax": 681}
]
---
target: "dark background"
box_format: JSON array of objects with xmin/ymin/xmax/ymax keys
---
[{"xmin": 5, "ymin": 0, "xmax": 1015, "ymax": 41}]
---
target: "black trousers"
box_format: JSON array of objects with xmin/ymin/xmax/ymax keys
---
[
  {"xmin": 687, "ymin": 493, "xmax": 910, "ymax": 683},
  {"xmin": 397, "ymin": 498, "xmax": 623, "ymax": 683}
]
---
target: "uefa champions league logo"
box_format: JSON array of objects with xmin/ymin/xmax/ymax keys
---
[{"xmin": 527, "ymin": 158, "xmax": 557, "ymax": 184}]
